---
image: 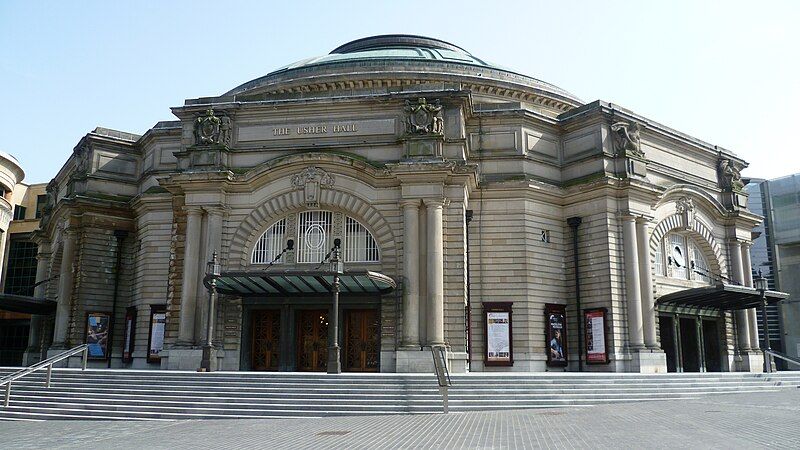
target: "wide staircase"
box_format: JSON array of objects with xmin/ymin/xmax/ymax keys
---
[{"xmin": 0, "ymin": 368, "xmax": 798, "ymax": 421}]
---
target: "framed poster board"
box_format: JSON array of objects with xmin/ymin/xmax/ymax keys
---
[
  {"xmin": 147, "ymin": 305, "xmax": 166, "ymax": 364},
  {"xmin": 544, "ymin": 303, "xmax": 567, "ymax": 367},
  {"xmin": 121, "ymin": 307, "xmax": 136, "ymax": 363},
  {"xmin": 85, "ymin": 312, "xmax": 111, "ymax": 360},
  {"xmin": 584, "ymin": 308, "xmax": 609, "ymax": 364},
  {"xmin": 483, "ymin": 302, "xmax": 513, "ymax": 366}
]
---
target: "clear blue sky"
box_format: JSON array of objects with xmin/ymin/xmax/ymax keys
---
[{"xmin": 1, "ymin": 0, "xmax": 798, "ymax": 183}]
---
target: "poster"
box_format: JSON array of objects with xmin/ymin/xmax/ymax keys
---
[
  {"xmin": 86, "ymin": 312, "xmax": 110, "ymax": 360},
  {"xmin": 148, "ymin": 306, "xmax": 166, "ymax": 363},
  {"xmin": 585, "ymin": 308, "xmax": 608, "ymax": 364},
  {"xmin": 483, "ymin": 302, "xmax": 513, "ymax": 366},
  {"xmin": 122, "ymin": 307, "xmax": 136, "ymax": 363},
  {"xmin": 486, "ymin": 312, "xmax": 511, "ymax": 362},
  {"xmin": 545, "ymin": 304, "xmax": 567, "ymax": 367}
]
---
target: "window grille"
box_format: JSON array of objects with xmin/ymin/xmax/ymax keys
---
[
  {"xmin": 668, "ymin": 233, "xmax": 688, "ymax": 279},
  {"xmin": 344, "ymin": 217, "xmax": 379, "ymax": 262},
  {"xmin": 297, "ymin": 210, "xmax": 333, "ymax": 263},
  {"xmin": 251, "ymin": 218, "xmax": 287, "ymax": 264},
  {"xmin": 689, "ymin": 241, "xmax": 710, "ymax": 283},
  {"xmin": 653, "ymin": 241, "xmax": 664, "ymax": 276}
]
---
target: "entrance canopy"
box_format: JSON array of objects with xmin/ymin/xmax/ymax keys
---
[
  {"xmin": 0, "ymin": 294, "xmax": 57, "ymax": 315},
  {"xmin": 657, "ymin": 283, "xmax": 789, "ymax": 310},
  {"xmin": 208, "ymin": 270, "xmax": 397, "ymax": 297}
]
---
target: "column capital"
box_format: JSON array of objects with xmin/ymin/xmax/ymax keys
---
[
  {"xmin": 185, "ymin": 205, "xmax": 204, "ymax": 216},
  {"xmin": 423, "ymin": 198, "xmax": 446, "ymax": 208},
  {"xmin": 203, "ymin": 205, "xmax": 226, "ymax": 216},
  {"xmin": 399, "ymin": 198, "xmax": 422, "ymax": 208}
]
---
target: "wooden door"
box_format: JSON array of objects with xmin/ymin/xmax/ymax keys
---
[
  {"xmin": 344, "ymin": 309, "xmax": 380, "ymax": 372},
  {"xmin": 251, "ymin": 310, "xmax": 280, "ymax": 371},
  {"xmin": 296, "ymin": 310, "xmax": 328, "ymax": 372}
]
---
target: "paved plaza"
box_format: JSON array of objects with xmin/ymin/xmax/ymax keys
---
[{"xmin": 0, "ymin": 389, "xmax": 798, "ymax": 449}]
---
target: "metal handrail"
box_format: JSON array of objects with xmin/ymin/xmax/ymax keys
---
[
  {"xmin": 428, "ymin": 345, "xmax": 452, "ymax": 414},
  {"xmin": 1, "ymin": 344, "xmax": 89, "ymax": 407},
  {"xmin": 765, "ymin": 349, "xmax": 800, "ymax": 367}
]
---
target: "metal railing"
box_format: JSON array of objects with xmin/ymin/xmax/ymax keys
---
[
  {"xmin": 0, "ymin": 344, "xmax": 89, "ymax": 407},
  {"xmin": 429, "ymin": 345, "xmax": 452, "ymax": 413},
  {"xmin": 765, "ymin": 349, "xmax": 800, "ymax": 370}
]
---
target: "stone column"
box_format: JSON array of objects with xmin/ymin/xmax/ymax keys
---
[
  {"xmin": 622, "ymin": 215, "xmax": 644, "ymax": 349},
  {"xmin": 426, "ymin": 199, "xmax": 445, "ymax": 346},
  {"xmin": 201, "ymin": 207, "xmax": 224, "ymax": 345},
  {"xmin": 401, "ymin": 199, "xmax": 421, "ymax": 348},
  {"xmin": 52, "ymin": 229, "xmax": 77, "ymax": 348},
  {"xmin": 177, "ymin": 206, "xmax": 203, "ymax": 346},
  {"xmin": 741, "ymin": 243, "xmax": 760, "ymax": 350},
  {"xmin": 25, "ymin": 244, "xmax": 51, "ymax": 363},
  {"xmin": 730, "ymin": 240, "xmax": 750, "ymax": 351},
  {"xmin": 636, "ymin": 218, "xmax": 657, "ymax": 348}
]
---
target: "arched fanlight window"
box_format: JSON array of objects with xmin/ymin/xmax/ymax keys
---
[
  {"xmin": 654, "ymin": 232, "xmax": 712, "ymax": 283},
  {"xmin": 344, "ymin": 217, "xmax": 379, "ymax": 262},
  {"xmin": 252, "ymin": 218, "xmax": 287, "ymax": 264},
  {"xmin": 253, "ymin": 211, "xmax": 380, "ymax": 265}
]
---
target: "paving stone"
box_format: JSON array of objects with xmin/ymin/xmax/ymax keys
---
[{"xmin": 0, "ymin": 390, "xmax": 798, "ymax": 449}]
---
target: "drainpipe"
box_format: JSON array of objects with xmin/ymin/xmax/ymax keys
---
[
  {"xmin": 465, "ymin": 210, "xmax": 474, "ymax": 370},
  {"xmin": 567, "ymin": 217, "xmax": 583, "ymax": 372},
  {"xmin": 107, "ymin": 230, "xmax": 128, "ymax": 369}
]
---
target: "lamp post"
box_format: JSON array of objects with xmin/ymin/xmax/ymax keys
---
[
  {"xmin": 327, "ymin": 238, "xmax": 343, "ymax": 374},
  {"xmin": 201, "ymin": 251, "xmax": 221, "ymax": 372},
  {"xmin": 754, "ymin": 271, "xmax": 771, "ymax": 373}
]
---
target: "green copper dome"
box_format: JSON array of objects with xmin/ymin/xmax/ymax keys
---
[{"xmin": 223, "ymin": 35, "xmax": 582, "ymax": 107}]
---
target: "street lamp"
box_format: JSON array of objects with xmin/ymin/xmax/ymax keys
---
[
  {"xmin": 201, "ymin": 251, "xmax": 221, "ymax": 372},
  {"xmin": 754, "ymin": 271, "xmax": 771, "ymax": 373},
  {"xmin": 327, "ymin": 238, "xmax": 343, "ymax": 374}
]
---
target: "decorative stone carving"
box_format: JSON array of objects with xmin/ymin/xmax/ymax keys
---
[
  {"xmin": 291, "ymin": 166, "xmax": 335, "ymax": 207},
  {"xmin": 611, "ymin": 121, "xmax": 644, "ymax": 158},
  {"xmin": 404, "ymin": 98, "xmax": 444, "ymax": 135},
  {"xmin": 676, "ymin": 196, "xmax": 695, "ymax": 230},
  {"xmin": 40, "ymin": 179, "xmax": 58, "ymax": 226},
  {"xmin": 194, "ymin": 109, "xmax": 231, "ymax": 146},
  {"xmin": 718, "ymin": 158, "xmax": 744, "ymax": 192}
]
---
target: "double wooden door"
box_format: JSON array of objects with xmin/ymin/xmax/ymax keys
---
[
  {"xmin": 251, "ymin": 309, "xmax": 280, "ymax": 371},
  {"xmin": 296, "ymin": 309, "xmax": 329, "ymax": 371},
  {"xmin": 344, "ymin": 309, "xmax": 379, "ymax": 372}
]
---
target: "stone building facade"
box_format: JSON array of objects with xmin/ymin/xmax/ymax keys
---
[{"xmin": 29, "ymin": 35, "xmax": 767, "ymax": 373}]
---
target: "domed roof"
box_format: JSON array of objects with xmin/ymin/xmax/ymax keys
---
[{"xmin": 223, "ymin": 35, "xmax": 582, "ymax": 109}]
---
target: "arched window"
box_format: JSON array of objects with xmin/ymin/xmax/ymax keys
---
[
  {"xmin": 344, "ymin": 217, "xmax": 379, "ymax": 262},
  {"xmin": 252, "ymin": 218, "xmax": 287, "ymax": 264},
  {"xmin": 653, "ymin": 232, "xmax": 712, "ymax": 283},
  {"xmin": 252, "ymin": 211, "xmax": 380, "ymax": 265}
]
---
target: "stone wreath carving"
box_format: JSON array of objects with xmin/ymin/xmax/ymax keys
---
[
  {"xmin": 611, "ymin": 121, "xmax": 644, "ymax": 158},
  {"xmin": 718, "ymin": 158, "xmax": 744, "ymax": 192},
  {"xmin": 291, "ymin": 166, "xmax": 335, "ymax": 207},
  {"xmin": 194, "ymin": 109, "xmax": 232, "ymax": 146},
  {"xmin": 404, "ymin": 98, "xmax": 444, "ymax": 135}
]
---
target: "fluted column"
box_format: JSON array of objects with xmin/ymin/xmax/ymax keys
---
[
  {"xmin": 741, "ymin": 243, "xmax": 760, "ymax": 350},
  {"xmin": 636, "ymin": 218, "xmax": 657, "ymax": 348},
  {"xmin": 730, "ymin": 239, "xmax": 750, "ymax": 351},
  {"xmin": 426, "ymin": 199, "xmax": 445, "ymax": 346},
  {"xmin": 401, "ymin": 199, "xmax": 421, "ymax": 348},
  {"xmin": 177, "ymin": 206, "xmax": 203, "ymax": 346},
  {"xmin": 52, "ymin": 230, "xmax": 77, "ymax": 348},
  {"xmin": 622, "ymin": 215, "xmax": 644, "ymax": 349}
]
